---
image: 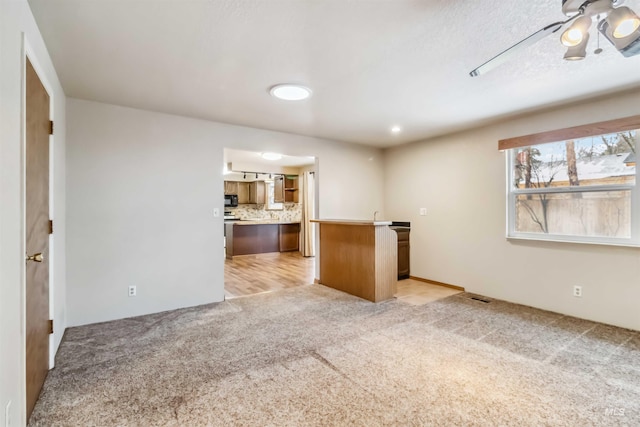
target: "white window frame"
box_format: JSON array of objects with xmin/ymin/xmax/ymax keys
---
[{"xmin": 503, "ymin": 119, "xmax": 640, "ymax": 247}]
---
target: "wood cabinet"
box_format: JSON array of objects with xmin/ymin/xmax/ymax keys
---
[
  {"xmin": 225, "ymin": 222, "xmax": 301, "ymax": 258},
  {"xmin": 279, "ymin": 223, "xmax": 300, "ymax": 252},
  {"xmin": 248, "ymin": 180, "xmax": 266, "ymax": 204},
  {"xmin": 223, "ymin": 181, "xmax": 256, "ymax": 204},
  {"xmin": 237, "ymin": 182, "xmax": 250, "ymax": 204},
  {"xmin": 312, "ymin": 220, "xmax": 397, "ymax": 303},
  {"xmin": 284, "ymin": 175, "xmax": 299, "ymax": 203},
  {"xmin": 274, "ymin": 175, "xmax": 285, "ymax": 203},
  {"xmin": 231, "ymin": 224, "xmax": 279, "ymax": 256},
  {"xmin": 224, "ymin": 180, "xmax": 262, "ymax": 204},
  {"xmin": 395, "ymin": 229, "xmax": 410, "ymax": 279},
  {"xmin": 224, "ymin": 181, "xmax": 239, "ymax": 195}
]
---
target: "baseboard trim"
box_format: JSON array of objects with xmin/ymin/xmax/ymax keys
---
[{"xmin": 409, "ymin": 276, "xmax": 465, "ymax": 291}]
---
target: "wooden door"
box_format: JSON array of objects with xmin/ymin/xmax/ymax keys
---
[
  {"xmin": 255, "ymin": 181, "xmax": 265, "ymax": 204},
  {"xmin": 248, "ymin": 182, "xmax": 256, "ymax": 204},
  {"xmin": 25, "ymin": 58, "xmax": 51, "ymax": 421},
  {"xmin": 274, "ymin": 176, "xmax": 284, "ymax": 203},
  {"xmin": 237, "ymin": 182, "xmax": 250, "ymax": 204},
  {"xmin": 224, "ymin": 181, "xmax": 239, "ymax": 195},
  {"xmin": 279, "ymin": 223, "xmax": 300, "ymax": 252}
]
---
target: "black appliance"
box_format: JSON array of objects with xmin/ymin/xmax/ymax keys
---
[
  {"xmin": 224, "ymin": 194, "xmax": 238, "ymax": 207},
  {"xmin": 389, "ymin": 221, "xmax": 410, "ymax": 280}
]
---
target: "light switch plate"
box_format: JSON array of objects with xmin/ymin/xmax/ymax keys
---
[
  {"xmin": 213, "ymin": 208, "xmax": 220, "ymax": 217},
  {"xmin": 419, "ymin": 208, "xmax": 427, "ymax": 216}
]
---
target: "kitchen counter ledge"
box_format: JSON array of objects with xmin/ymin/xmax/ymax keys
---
[
  {"xmin": 310, "ymin": 219, "xmax": 391, "ymax": 226},
  {"xmin": 225, "ymin": 220, "xmax": 301, "ymax": 225}
]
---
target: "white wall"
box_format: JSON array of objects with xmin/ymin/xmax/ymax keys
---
[
  {"xmin": 0, "ymin": 1, "xmax": 66, "ymax": 425},
  {"xmin": 384, "ymin": 89, "xmax": 640, "ymax": 330},
  {"xmin": 66, "ymin": 99, "xmax": 384, "ymax": 326}
]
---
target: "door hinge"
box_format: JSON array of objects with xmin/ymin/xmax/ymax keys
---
[
  {"xmin": 48, "ymin": 319, "xmax": 54, "ymax": 334},
  {"xmin": 48, "ymin": 220, "xmax": 53, "ymax": 235},
  {"xmin": 49, "ymin": 120, "xmax": 54, "ymax": 135}
]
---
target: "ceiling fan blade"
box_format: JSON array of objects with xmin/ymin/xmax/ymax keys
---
[{"xmin": 469, "ymin": 16, "xmax": 578, "ymax": 77}]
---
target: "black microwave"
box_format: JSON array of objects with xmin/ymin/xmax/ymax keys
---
[{"xmin": 224, "ymin": 194, "xmax": 238, "ymax": 207}]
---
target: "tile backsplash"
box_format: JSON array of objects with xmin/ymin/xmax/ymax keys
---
[{"xmin": 227, "ymin": 203, "xmax": 301, "ymax": 222}]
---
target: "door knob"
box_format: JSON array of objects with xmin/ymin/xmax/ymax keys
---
[{"xmin": 26, "ymin": 253, "xmax": 44, "ymax": 262}]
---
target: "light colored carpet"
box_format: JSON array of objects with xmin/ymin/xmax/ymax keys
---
[{"xmin": 30, "ymin": 285, "xmax": 640, "ymax": 426}]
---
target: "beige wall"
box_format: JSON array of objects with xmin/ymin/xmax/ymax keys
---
[
  {"xmin": 66, "ymin": 99, "xmax": 384, "ymax": 326},
  {"xmin": 0, "ymin": 1, "xmax": 67, "ymax": 425},
  {"xmin": 383, "ymin": 89, "xmax": 640, "ymax": 330}
]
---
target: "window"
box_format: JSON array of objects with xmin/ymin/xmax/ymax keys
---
[{"xmin": 504, "ymin": 118, "xmax": 639, "ymax": 246}]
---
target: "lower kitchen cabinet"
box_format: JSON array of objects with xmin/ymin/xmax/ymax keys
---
[
  {"xmin": 396, "ymin": 228, "xmax": 410, "ymax": 279},
  {"xmin": 279, "ymin": 223, "xmax": 300, "ymax": 252},
  {"xmin": 232, "ymin": 224, "xmax": 279, "ymax": 256},
  {"xmin": 225, "ymin": 222, "xmax": 301, "ymax": 258}
]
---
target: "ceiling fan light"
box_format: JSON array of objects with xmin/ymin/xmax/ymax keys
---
[
  {"xmin": 607, "ymin": 7, "xmax": 640, "ymax": 38},
  {"xmin": 614, "ymin": 18, "xmax": 640, "ymax": 38},
  {"xmin": 599, "ymin": 9, "xmax": 640, "ymax": 58},
  {"xmin": 563, "ymin": 32, "xmax": 589, "ymax": 60},
  {"xmin": 561, "ymin": 28, "xmax": 583, "ymax": 46},
  {"xmin": 560, "ymin": 15, "xmax": 592, "ymax": 47}
]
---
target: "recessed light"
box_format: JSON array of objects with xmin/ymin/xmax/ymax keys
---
[
  {"xmin": 391, "ymin": 126, "xmax": 402, "ymax": 134},
  {"xmin": 261, "ymin": 152, "xmax": 283, "ymax": 160},
  {"xmin": 270, "ymin": 84, "xmax": 312, "ymax": 101}
]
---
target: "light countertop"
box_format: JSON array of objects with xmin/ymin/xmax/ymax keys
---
[{"xmin": 310, "ymin": 219, "xmax": 392, "ymax": 226}]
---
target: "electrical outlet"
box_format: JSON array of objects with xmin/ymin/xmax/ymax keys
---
[
  {"xmin": 573, "ymin": 285, "xmax": 582, "ymax": 297},
  {"xmin": 128, "ymin": 285, "xmax": 137, "ymax": 297},
  {"xmin": 419, "ymin": 208, "xmax": 427, "ymax": 216},
  {"xmin": 5, "ymin": 400, "xmax": 11, "ymax": 427},
  {"xmin": 213, "ymin": 208, "xmax": 220, "ymax": 217}
]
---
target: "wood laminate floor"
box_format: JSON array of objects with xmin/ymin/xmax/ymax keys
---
[
  {"xmin": 395, "ymin": 278, "xmax": 463, "ymax": 305},
  {"xmin": 224, "ymin": 252, "xmax": 316, "ymax": 298},
  {"xmin": 225, "ymin": 253, "xmax": 463, "ymax": 304}
]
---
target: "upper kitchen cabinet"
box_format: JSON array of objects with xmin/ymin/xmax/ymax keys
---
[
  {"xmin": 284, "ymin": 175, "xmax": 299, "ymax": 203},
  {"xmin": 274, "ymin": 175, "xmax": 285, "ymax": 203},
  {"xmin": 224, "ymin": 181, "xmax": 239, "ymax": 195},
  {"xmin": 248, "ymin": 180, "xmax": 266, "ymax": 204},
  {"xmin": 237, "ymin": 182, "xmax": 250, "ymax": 204}
]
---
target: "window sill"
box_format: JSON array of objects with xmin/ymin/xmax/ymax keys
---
[{"xmin": 507, "ymin": 235, "xmax": 640, "ymax": 249}]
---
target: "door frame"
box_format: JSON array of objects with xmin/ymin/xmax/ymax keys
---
[
  {"xmin": 221, "ymin": 149, "xmax": 320, "ymax": 297},
  {"xmin": 22, "ymin": 35, "xmax": 57, "ymax": 418}
]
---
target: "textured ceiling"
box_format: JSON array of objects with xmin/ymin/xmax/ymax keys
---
[{"xmin": 28, "ymin": 0, "xmax": 640, "ymax": 147}]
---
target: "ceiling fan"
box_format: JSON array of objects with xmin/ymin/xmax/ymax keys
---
[{"xmin": 470, "ymin": 0, "xmax": 640, "ymax": 77}]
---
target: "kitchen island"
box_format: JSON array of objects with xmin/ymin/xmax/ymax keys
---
[
  {"xmin": 311, "ymin": 219, "xmax": 397, "ymax": 302},
  {"xmin": 225, "ymin": 220, "xmax": 300, "ymax": 259}
]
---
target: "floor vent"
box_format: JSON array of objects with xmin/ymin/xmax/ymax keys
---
[{"xmin": 470, "ymin": 296, "xmax": 491, "ymax": 303}]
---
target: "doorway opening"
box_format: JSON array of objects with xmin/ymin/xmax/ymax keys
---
[{"xmin": 222, "ymin": 148, "xmax": 317, "ymax": 298}]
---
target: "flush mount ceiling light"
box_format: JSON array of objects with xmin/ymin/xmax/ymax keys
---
[
  {"xmin": 470, "ymin": 0, "xmax": 640, "ymax": 77},
  {"xmin": 261, "ymin": 152, "xmax": 282, "ymax": 161},
  {"xmin": 269, "ymin": 84, "xmax": 312, "ymax": 101},
  {"xmin": 390, "ymin": 126, "xmax": 402, "ymax": 134}
]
